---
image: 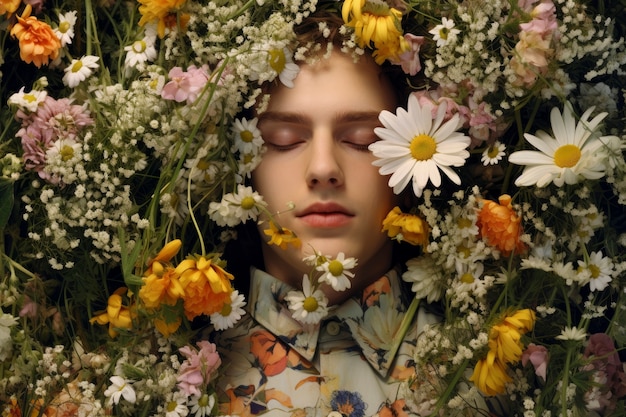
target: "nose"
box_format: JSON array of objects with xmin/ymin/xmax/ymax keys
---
[{"xmin": 305, "ymin": 131, "xmax": 344, "ymax": 188}]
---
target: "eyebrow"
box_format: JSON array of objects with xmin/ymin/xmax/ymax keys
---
[{"xmin": 258, "ymin": 111, "xmax": 382, "ymax": 125}]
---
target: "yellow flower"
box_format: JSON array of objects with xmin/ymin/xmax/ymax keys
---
[
  {"xmin": 489, "ymin": 309, "xmax": 536, "ymax": 364},
  {"xmin": 9, "ymin": 5, "xmax": 61, "ymax": 67},
  {"xmin": 0, "ymin": 0, "xmax": 21, "ymax": 17},
  {"xmin": 469, "ymin": 350, "xmax": 512, "ymax": 396},
  {"xmin": 176, "ymin": 256, "xmax": 234, "ymax": 320},
  {"xmin": 139, "ymin": 266, "xmax": 185, "ymax": 308},
  {"xmin": 342, "ymin": 0, "xmax": 404, "ymax": 53},
  {"xmin": 138, "ymin": 0, "xmax": 188, "ymax": 38},
  {"xmin": 263, "ymin": 221, "xmax": 302, "ymax": 250},
  {"xmin": 381, "ymin": 206, "xmax": 429, "ymax": 246},
  {"xmin": 90, "ymin": 287, "xmax": 136, "ymax": 338}
]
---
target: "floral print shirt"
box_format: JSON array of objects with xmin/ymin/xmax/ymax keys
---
[{"xmin": 213, "ymin": 267, "xmax": 439, "ymax": 417}]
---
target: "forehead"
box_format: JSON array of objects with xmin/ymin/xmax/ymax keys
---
[{"xmin": 263, "ymin": 51, "xmax": 398, "ymax": 114}]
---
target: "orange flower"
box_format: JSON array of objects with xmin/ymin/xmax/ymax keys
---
[
  {"xmin": 0, "ymin": 0, "xmax": 21, "ymax": 17},
  {"xmin": 263, "ymin": 221, "xmax": 301, "ymax": 250},
  {"xmin": 10, "ymin": 5, "xmax": 61, "ymax": 67},
  {"xmin": 3, "ymin": 397, "xmax": 21, "ymax": 417},
  {"xmin": 137, "ymin": 0, "xmax": 188, "ymax": 38},
  {"xmin": 176, "ymin": 255, "xmax": 233, "ymax": 320},
  {"xmin": 381, "ymin": 206, "xmax": 430, "ymax": 246},
  {"xmin": 90, "ymin": 287, "xmax": 136, "ymax": 338},
  {"xmin": 476, "ymin": 194, "xmax": 526, "ymax": 255}
]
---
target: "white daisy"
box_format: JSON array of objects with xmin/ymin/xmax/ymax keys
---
[
  {"xmin": 208, "ymin": 184, "xmax": 266, "ymax": 227},
  {"xmin": 63, "ymin": 55, "xmax": 100, "ymax": 88},
  {"xmin": 429, "ymin": 17, "xmax": 461, "ymax": 47},
  {"xmin": 231, "ymin": 117, "xmax": 264, "ymax": 155},
  {"xmin": 210, "ymin": 290, "xmax": 246, "ymax": 330},
  {"xmin": 577, "ymin": 251, "xmax": 615, "ymax": 292},
  {"xmin": 402, "ymin": 255, "xmax": 445, "ymax": 303},
  {"xmin": 317, "ymin": 252, "xmax": 357, "ymax": 292},
  {"xmin": 7, "ymin": 87, "xmax": 47, "ymax": 113},
  {"xmin": 370, "ymin": 95, "xmax": 471, "ymax": 197},
  {"xmin": 103, "ymin": 375, "xmax": 136, "ymax": 405},
  {"xmin": 269, "ymin": 47, "xmax": 300, "ymax": 88},
  {"xmin": 188, "ymin": 393, "xmax": 215, "ymax": 417},
  {"xmin": 555, "ymin": 326, "xmax": 587, "ymax": 341},
  {"xmin": 54, "ymin": 10, "xmax": 77, "ymax": 46},
  {"xmin": 481, "ymin": 141, "xmax": 506, "ymax": 165},
  {"xmin": 163, "ymin": 392, "xmax": 189, "ymax": 417},
  {"xmin": 124, "ymin": 25, "xmax": 158, "ymax": 68},
  {"xmin": 508, "ymin": 102, "xmax": 620, "ymax": 187},
  {"xmin": 285, "ymin": 274, "xmax": 329, "ymax": 324}
]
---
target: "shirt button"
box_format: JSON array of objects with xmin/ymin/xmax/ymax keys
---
[{"xmin": 326, "ymin": 321, "xmax": 341, "ymax": 336}]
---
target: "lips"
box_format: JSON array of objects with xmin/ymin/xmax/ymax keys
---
[{"xmin": 295, "ymin": 202, "xmax": 354, "ymax": 228}]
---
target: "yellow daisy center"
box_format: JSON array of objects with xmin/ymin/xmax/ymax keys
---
[
  {"xmin": 268, "ymin": 49, "xmax": 286, "ymax": 73},
  {"xmin": 410, "ymin": 134, "xmax": 437, "ymax": 161},
  {"xmin": 60, "ymin": 144, "xmax": 75, "ymax": 161},
  {"xmin": 457, "ymin": 217, "xmax": 473, "ymax": 228},
  {"xmin": 439, "ymin": 26, "xmax": 450, "ymax": 40},
  {"xmin": 553, "ymin": 144, "xmax": 581, "ymax": 168},
  {"xmin": 198, "ymin": 394, "xmax": 210, "ymax": 407},
  {"xmin": 461, "ymin": 273, "xmax": 475, "ymax": 283},
  {"xmin": 71, "ymin": 60, "xmax": 83, "ymax": 73},
  {"xmin": 589, "ymin": 264, "xmax": 600, "ymax": 279},
  {"xmin": 166, "ymin": 400, "xmax": 178, "ymax": 412},
  {"xmin": 220, "ymin": 302, "xmax": 232, "ymax": 316},
  {"xmin": 196, "ymin": 159, "xmax": 210, "ymax": 170},
  {"xmin": 240, "ymin": 196, "xmax": 256, "ymax": 210},
  {"xmin": 240, "ymin": 130, "xmax": 254, "ymax": 143},
  {"xmin": 59, "ymin": 21, "xmax": 70, "ymax": 33},
  {"xmin": 133, "ymin": 40, "xmax": 147, "ymax": 53},
  {"xmin": 303, "ymin": 296, "xmax": 319, "ymax": 312},
  {"xmin": 24, "ymin": 94, "xmax": 37, "ymax": 103},
  {"xmin": 487, "ymin": 145, "xmax": 501, "ymax": 159},
  {"xmin": 328, "ymin": 260, "xmax": 344, "ymax": 276}
]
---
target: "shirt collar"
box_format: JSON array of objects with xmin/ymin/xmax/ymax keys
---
[{"xmin": 247, "ymin": 267, "xmax": 415, "ymax": 377}]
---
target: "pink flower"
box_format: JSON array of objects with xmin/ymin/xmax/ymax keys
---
[
  {"xmin": 177, "ymin": 340, "xmax": 222, "ymax": 396},
  {"xmin": 583, "ymin": 333, "xmax": 626, "ymax": 412},
  {"xmin": 16, "ymin": 96, "xmax": 93, "ymax": 178},
  {"xmin": 521, "ymin": 343, "xmax": 549, "ymax": 381},
  {"xmin": 161, "ymin": 65, "xmax": 210, "ymax": 104},
  {"xmin": 390, "ymin": 33, "xmax": 425, "ymax": 76},
  {"xmin": 19, "ymin": 295, "xmax": 39, "ymax": 319}
]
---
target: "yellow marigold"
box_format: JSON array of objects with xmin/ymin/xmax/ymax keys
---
[
  {"xmin": 342, "ymin": 0, "xmax": 404, "ymax": 50},
  {"xmin": 381, "ymin": 206, "xmax": 429, "ymax": 246},
  {"xmin": 139, "ymin": 267, "xmax": 185, "ymax": 308},
  {"xmin": 476, "ymin": 194, "xmax": 526, "ymax": 255},
  {"xmin": 176, "ymin": 256, "xmax": 234, "ymax": 320},
  {"xmin": 469, "ymin": 350, "xmax": 512, "ymax": 396},
  {"xmin": 489, "ymin": 309, "xmax": 536, "ymax": 363},
  {"xmin": 263, "ymin": 221, "xmax": 302, "ymax": 250},
  {"xmin": 138, "ymin": 0, "xmax": 188, "ymax": 38},
  {"xmin": 90, "ymin": 287, "xmax": 136, "ymax": 338},
  {"xmin": 0, "ymin": 0, "xmax": 21, "ymax": 17},
  {"xmin": 10, "ymin": 5, "xmax": 61, "ymax": 68},
  {"xmin": 154, "ymin": 315, "xmax": 182, "ymax": 337}
]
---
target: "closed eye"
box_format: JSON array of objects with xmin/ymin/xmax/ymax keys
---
[{"xmin": 336, "ymin": 122, "xmax": 380, "ymax": 151}]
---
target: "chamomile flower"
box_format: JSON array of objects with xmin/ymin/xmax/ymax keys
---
[
  {"xmin": 63, "ymin": 55, "xmax": 100, "ymax": 88},
  {"xmin": 268, "ymin": 47, "xmax": 300, "ymax": 88},
  {"xmin": 555, "ymin": 326, "xmax": 587, "ymax": 341},
  {"xmin": 210, "ymin": 290, "xmax": 246, "ymax": 330},
  {"xmin": 163, "ymin": 392, "xmax": 189, "ymax": 417},
  {"xmin": 370, "ymin": 94, "xmax": 471, "ymax": 197},
  {"xmin": 188, "ymin": 393, "xmax": 215, "ymax": 417},
  {"xmin": 54, "ymin": 10, "xmax": 77, "ymax": 46},
  {"xmin": 285, "ymin": 274, "xmax": 329, "ymax": 324},
  {"xmin": 577, "ymin": 251, "xmax": 615, "ymax": 292},
  {"xmin": 208, "ymin": 185, "xmax": 266, "ymax": 227},
  {"xmin": 231, "ymin": 117, "xmax": 264, "ymax": 155},
  {"xmin": 429, "ymin": 17, "xmax": 460, "ymax": 47},
  {"xmin": 7, "ymin": 87, "xmax": 47, "ymax": 113},
  {"xmin": 317, "ymin": 252, "xmax": 357, "ymax": 292},
  {"xmin": 402, "ymin": 255, "xmax": 445, "ymax": 303},
  {"xmin": 508, "ymin": 102, "xmax": 620, "ymax": 187},
  {"xmin": 481, "ymin": 141, "xmax": 506, "ymax": 165},
  {"xmin": 124, "ymin": 24, "xmax": 157, "ymax": 68}
]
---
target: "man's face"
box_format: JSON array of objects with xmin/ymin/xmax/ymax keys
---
[{"xmin": 253, "ymin": 51, "xmax": 399, "ymax": 301}]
